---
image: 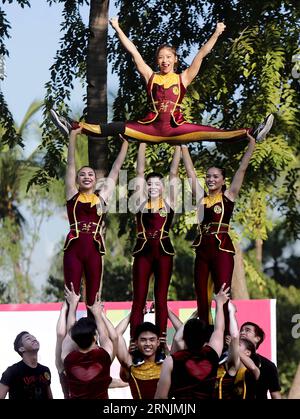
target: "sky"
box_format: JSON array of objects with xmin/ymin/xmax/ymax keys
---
[{"xmin": 1, "ymin": 1, "xmax": 118, "ymax": 295}]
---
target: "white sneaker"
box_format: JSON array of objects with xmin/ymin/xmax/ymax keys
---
[
  {"xmin": 254, "ymin": 114, "xmax": 274, "ymax": 142},
  {"xmin": 50, "ymin": 109, "xmax": 73, "ymax": 136}
]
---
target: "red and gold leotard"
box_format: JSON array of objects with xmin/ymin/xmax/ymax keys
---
[
  {"xmin": 64, "ymin": 192, "xmax": 106, "ymax": 254},
  {"xmin": 79, "ymin": 72, "xmax": 249, "ymax": 144}
]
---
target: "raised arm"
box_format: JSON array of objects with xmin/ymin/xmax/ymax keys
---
[
  {"xmin": 55, "ymin": 301, "xmax": 69, "ymax": 373},
  {"xmin": 168, "ymin": 308, "xmax": 198, "ymax": 353},
  {"xmin": 65, "ymin": 128, "xmax": 82, "ymax": 200},
  {"xmin": 226, "ymin": 301, "xmax": 240, "ymax": 375},
  {"xmin": 131, "ymin": 142, "xmax": 147, "ymax": 211},
  {"xmin": 181, "ymin": 145, "xmax": 204, "ymax": 204},
  {"xmin": 110, "ymin": 17, "xmax": 152, "ymax": 83},
  {"xmin": 116, "ymin": 312, "xmax": 131, "ymax": 335},
  {"xmin": 168, "ymin": 307, "xmax": 183, "ymax": 331},
  {"xmin": 167, "ymin": 307, "xmax": 184, "ymax": 353},
  {"xmin": 181, "ymin": 22, "xmax": 226, "ymax": 87},
  {"xmin": 166, "ymin": 146, "xmax": 181, "ymax": 210},
  {"xmin": 99, "ymin": 137, "xmax": 128, "ymax": 204},
  {"xmin": 100, "ymin": 308, "xmax": 118, "ymax": 361},
  {"xmin": 61, "ymin": 285, "xmax": 81, "ymax": 362},
  {"xmin": 239, "ymin": 352, "xmax": 260, "ymax": 380},
  {"xmin": 154, "ymin": 356, "xmax": 173, "ymax": 399},
  {"xmin": 114, "ymin": 313, "xmax": 132, "ymax": 374},
  {"xmin": 225, "ymin": 132, "xmax": 256, "ymax": 201},
  {"xmin": 87, "ymin": 294, "xmax": 114, "ymax": 361},
  {"xmin": 64, "ymin": 283, "xmax": 81, "ymax": 332},
  {"xmin": 208, "ymin": 284, "xmax": 230, "ymax": 357}
]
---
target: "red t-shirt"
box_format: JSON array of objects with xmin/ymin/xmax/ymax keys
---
[
  {"xmin": 64, "ymin": 348, "xmax": 112, "ymax": 399},
  {"xmin": 170, "ymin": 345, "xmax": 219, "ymax": 399}
]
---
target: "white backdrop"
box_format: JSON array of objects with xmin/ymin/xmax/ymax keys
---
[{"xmin": 0, "ymin": 307, "xmax": 159, "ymax": 399}]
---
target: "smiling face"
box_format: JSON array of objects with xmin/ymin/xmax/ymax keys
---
[
  {"xmin": 136, "ymin": 331, "xmax": 160, "ymax": 360},
  {"xmin": 205, "ymin": 167, "xmax": 225, "ymax": 194},
  {"xmin": 146, "ymin": 176, "xmax": 164, "ymax": 200},
  {"xmin": 156, "ymin": 46, "xmax": 178, "ymax": 74},
  {"xmin": 76, "ymin": 166, "xmax": 96, "ymax": 192}
]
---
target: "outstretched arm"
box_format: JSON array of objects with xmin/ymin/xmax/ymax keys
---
[
  {"xmin": 227, "ymin": 301, "xmax": 240, "ymax": 375},
  {"xmin": 64, "ymin": 283, "xmax": 81, "ymax": 333},
  {"xmin": 61, "ymin": 284, "xmax": 81, "ymax": 362},
  {"xmin": 100, "ymin": 307, "xmax": 119, "ymax": 361},
  {"xmin": 208, "ymin": 284, "xmax": 230, "ymax": 357},
  {"xmin": 167, "ymin": 146, "xmax": 181, "ymax": 210},
  {"xmin": 116, "ymin": 312, "xmax": 131, "ymax": 335},
  {"xmin": 114, "ymin": 313, "xmax": 132, "ymax": 378},
  {"xmin": 131, "ymin": 142, "xmax": 147, "ymax": 211},
  {"xmin": 181, "ymin": 22, "xmax": 226, "ymax": 87},
  {"xmin": 99, "ymin": 137, "xmax": 128, "ymax": 204},
  {"xmin": 154, "ymin": 356, "xmax": 173, "ymax": 399},
  {"xmin": 87, "ymin": 294, "xmax": 115, "ymax": 361},
  {"xmin": 168, "ymin": 308, "xmax": 198, "ymax": 353},
  {"xmin": 110, "ymin": 17, "xmax": 152, "ymax": 83},
  {"xmin": 181, "ymin": 145, "xmax": 204, "ymax": 204},
  {"xmin": 65, "ymin": 128, "xmax": 82, "ymax": 200},
  {"xmin": 55, "ymin": 301, "xmax": 69, "ymax": 373},
  {"xmin": 168, "ymin": 307, "xmax": 184, "ymax": 353},
  {"xmin": 239, "ymin": 352, "xmax": 260, "ymax": 380},
  {"xmin": 225, "ymin": 132, "xmax": 256, "ymax": 201}
]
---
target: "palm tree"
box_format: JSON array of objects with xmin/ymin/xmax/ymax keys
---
[{"xmin": 0, "ymin": 101, "xmax": 44, "ymax": 302}]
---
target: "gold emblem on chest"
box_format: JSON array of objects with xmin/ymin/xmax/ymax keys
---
[{"xmin": 213, "ymin": 205, "xmax": 222, "ymax": 214}]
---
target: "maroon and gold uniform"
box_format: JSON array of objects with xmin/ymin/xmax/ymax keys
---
[
  {"xmin": 170, "ymin": 345, "xmax": 219, "ymax": 399},
  {"xmin": 64, "ymin": 347, "xmax": 112, "ymax": 399},
  {"xmin": 215, "ymin": 364, "xmax": 257, "ymax": 399},
  {"xmin": 128, "ymin": 362, "xmax": 161, "ymax": 399},
  {"xmin": 79, "ymin": 73, "xmax": 249, "ymax": 144},
  {"xmin": 193, "ymin": 192, "xmax": 235, "ymax": 331},
  {"xmin": 64, "ymin": 192, "xmax": 106, "ymax": 306},
  {"xmin": 130, "ymin": 200, "xmax": 174, "ymax": 340}
]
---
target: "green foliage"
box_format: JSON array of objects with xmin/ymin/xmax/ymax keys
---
[
  {"xmin": 101, "ymin": 214, "xmax": 132, "ymax": 301},
  {"xmin": 169, "ymin": 232, "xmax": 195, "ymax": 300}
]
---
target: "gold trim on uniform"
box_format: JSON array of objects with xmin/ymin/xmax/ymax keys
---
[
  {"xmin": 202, "ymin": 192, "xmax": 223, "ymax": 208},
  {"xmin": 145, "ymin": 197, "xmax": 164, "ymax": 211},
  {"xmin": 152, "ymin": 73, "xmax": 179, "ymax": 89},
  {"xmin": 78, "ymin": 192, "xmax": 100, "ymax": 208},
  {"xmin": 123, "ymin": 127, "xmax": 247, "ymax": 143},
  {"xmin": 131, "ymin": 362, "xmax": 161, "ymax": 380}
]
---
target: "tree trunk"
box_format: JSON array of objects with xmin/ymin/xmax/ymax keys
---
[
  {"xmin": 87, "ymin": 0, "xmax": 109, "ymax": 178},
  {"xmin": 288, "ymin": 362, "xmax": 300, "ymax": 399},
  {"xmin": 255, "ymin": 238, "xmax": 263, "ymax": 267},
  {"xmin": 231, "ymin": 242, "xmax": 249, "ymax": 299}
]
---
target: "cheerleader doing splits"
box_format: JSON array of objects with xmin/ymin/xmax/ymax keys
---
[{"xmin": 50, "ymin": 17, "xmax": 273, "ymax": 144}]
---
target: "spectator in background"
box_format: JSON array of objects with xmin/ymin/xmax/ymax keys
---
[
  {"xmin": 0, "ymin": 331, "xmax": 52, "ymax": 399},
  {"xmin": 239, "ymin": 321, "xmax": 281, "ymax": 399}
]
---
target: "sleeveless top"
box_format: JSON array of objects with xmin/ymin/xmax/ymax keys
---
[
  {"xmin": 64, "ymin": 192, "xmax": 106, "ymax": 254},
  {"xmin": 138, "ymin": 73, "xmax": 187, "ymax": 126},
  {"xmin": 193, "ymin": 192, "xmax": 235, "ymax": 254},
  {"xmin": 132, "ymin": 200, "xmax": 174, "ymax": 256}
]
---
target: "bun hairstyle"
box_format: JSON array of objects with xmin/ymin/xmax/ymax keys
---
[{"xmin": 155, "ymin": 44, "xmax": 179, "ymax": 71}]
